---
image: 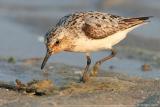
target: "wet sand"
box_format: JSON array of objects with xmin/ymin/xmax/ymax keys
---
[{"xmin": 0, "ymin": 59, "xmax": 160, "ymax": 107}]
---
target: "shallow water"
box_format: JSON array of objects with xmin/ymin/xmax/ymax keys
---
[{"xmin": 0, "ymin": 56, "xmax": 160, "ymax": 86}]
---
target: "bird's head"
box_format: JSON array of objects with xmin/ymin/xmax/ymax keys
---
[{"xmin": 41, "ymin": 27, "xmax": 73, "ymax": 69}]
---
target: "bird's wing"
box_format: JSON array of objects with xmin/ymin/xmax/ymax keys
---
[{"xmin": 82, "ymin": 15, "xmax": 150, "ymax": 39}]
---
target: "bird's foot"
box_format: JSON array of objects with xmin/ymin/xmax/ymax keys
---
[
  {"xmin": 90, "ymin": 63, "xmax": 100, "ymax": 77},
  {"xmin": 80, "ymin": 72, "xmax": 90, "ymax": 83}
]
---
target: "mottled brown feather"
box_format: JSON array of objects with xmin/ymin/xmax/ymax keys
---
[{"xmin": 82, "ymin": 17, "xmax": 149, "ymax": 39}]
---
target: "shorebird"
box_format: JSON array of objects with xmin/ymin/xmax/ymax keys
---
[{"xmin": 41, "ymin": 11, "xmax": 151, "ymax": 82}]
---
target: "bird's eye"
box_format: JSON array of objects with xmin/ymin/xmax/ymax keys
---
[{"xmin": 55, "ymin": 40, "xmax": 60, "ymax": 44}]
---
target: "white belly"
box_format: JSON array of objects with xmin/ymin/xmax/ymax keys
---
[
  {"xmin": 72, "ymin": 32, "xmax": 127, "ymax": 52},
  {"xmin": 72, "ymin": 24, "xmax": 144, "ymax": 52}
]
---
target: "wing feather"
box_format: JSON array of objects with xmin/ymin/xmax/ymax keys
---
[{"xmin": 82, "ymin": 15, "xmax": 150, "ymax": 39}]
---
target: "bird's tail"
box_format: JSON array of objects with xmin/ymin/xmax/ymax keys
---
[
  {"xmin": 121, "ymin": 16, "xmax": 153, "ymax": 30},
  {"xmin": 131, "ymin": 16, "xmax": 153, "ymax": 22},
  {"xmin": 123, "ymin": 16, "xmax": 153, "ymax": 23}
]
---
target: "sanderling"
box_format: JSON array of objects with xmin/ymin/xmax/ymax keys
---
[{"xmin": 41, "ymin": 11, "xmax": 151, "ymax": 82}]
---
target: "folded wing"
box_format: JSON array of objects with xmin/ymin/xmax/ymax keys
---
[{"xmin": 82, "ymin": 15, "xmax": 151, "ymax": 39}]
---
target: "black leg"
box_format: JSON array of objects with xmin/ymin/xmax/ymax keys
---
[
  {"xmin": 91, "ymin": 49, "xmax": 117, "ymax": 76},
  {"xmin": 81, "ymin": 53, "xmax": 91, "ymax": 82}
]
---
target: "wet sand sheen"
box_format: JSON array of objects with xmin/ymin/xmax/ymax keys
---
[{"xmin": 0, "ymin": 59, "xmax": 160, "ymax": 106}]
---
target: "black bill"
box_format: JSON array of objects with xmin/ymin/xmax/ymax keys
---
[{"xmin": 41, "ymin": 53, "xmax": 51, "ymax": 70}]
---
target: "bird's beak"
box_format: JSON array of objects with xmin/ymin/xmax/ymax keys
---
[{"xmin": 41, "ymin": 52, "xmax": 51, "ymax": 70}]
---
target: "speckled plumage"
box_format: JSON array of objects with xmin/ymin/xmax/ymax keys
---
[
  {"xmin": 41, "ymin": 11, "xmax": 151, "ymax": 82},
  {"xmin": 44, "ymin": 11, "xmax": 150, "ymax": 53}
]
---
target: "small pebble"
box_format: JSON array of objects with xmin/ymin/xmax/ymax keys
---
[
  {"xmin": 141, "ymin": 64, "xmax": 151, "ymax": 71},
  {"xmin": 109, "ymin": 65, "xmax": 115, "ymax": 70},
  {"xmin": 8, "ymin": 57, "xmax": 16, "ymax": 64}
]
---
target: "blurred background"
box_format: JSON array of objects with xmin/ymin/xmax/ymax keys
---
[{"xmin": 0, "ymin": 0, "xmax": 160, "ymax": 78}]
